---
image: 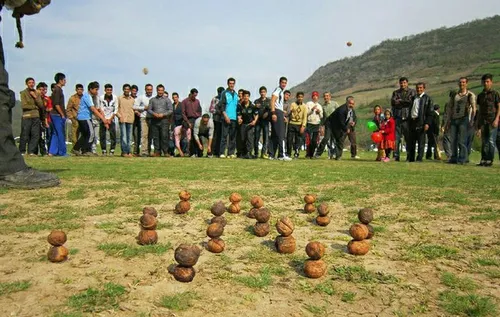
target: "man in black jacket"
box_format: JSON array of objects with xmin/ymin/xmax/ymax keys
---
[
  {"xmin": 408, "ymin": 83, "xmax": 433, "ymax": 162},
  {"xmin": 329, "ymin": 96, "xmax": 356, "ymax": 160},
  {"xmin": 391, "ymin": 77, "xmax": 417, "ymax": 161}
]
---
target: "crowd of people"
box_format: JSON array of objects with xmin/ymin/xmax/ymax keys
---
[{"xmin": 17, "ymin": 73, "xmax": 500, "ymax": 165}]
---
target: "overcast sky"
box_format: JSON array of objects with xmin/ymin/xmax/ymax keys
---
[{"xmin": 2, "ymin": 0, "xmax": 499, "ymax": 108}]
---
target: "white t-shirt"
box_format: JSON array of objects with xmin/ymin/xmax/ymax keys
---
[
  {"xmin": 133, "ymin": 94, "xmax": 153, "ymax": 118},
  {"xmin": 98, "ymin": 94, "xmax": 118, "ymax": 120},
  {"xmin": 272, "ymin": 87, "xmax": 284, "ymax": 111}
]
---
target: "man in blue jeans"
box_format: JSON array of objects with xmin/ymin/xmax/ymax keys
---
[
  {"xmin": 445, "ymin": 77, "xmax": 476, "ymax": 165},
  {"xmin": 476, "ymin": 73, "xmax": 500, "ymax": 167},
  {"xmin": 219, "ymin": 77, "xmax": 239, "ymax": 158},
  {"xmin": 48, "ymin": 72, "xmax": 67, "ymax": 157}
]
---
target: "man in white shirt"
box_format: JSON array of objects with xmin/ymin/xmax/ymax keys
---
[
  {"xmin": 269, "ymin": 76, "xmax": 291, "ymax": 161},
  {"xmin": 305, "ymin": 91, "xmax": 323, "ymax": 158},
  {"xmin": 97, "ymin": 84, "xmax": 118, "ymax": 156},
  {"xmin": 133, "ymin": 84, "xmax": 154, "ymax": 157},
  {"xmin": 408, "ymin": 82, "xmax": 433, "ymax": 162}
]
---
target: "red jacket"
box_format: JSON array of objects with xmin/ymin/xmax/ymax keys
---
[{"xmin": 380, "ymin": 117, "xmax": 395, "ymax": 141}]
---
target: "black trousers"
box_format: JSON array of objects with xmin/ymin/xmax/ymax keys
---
[
  {"xmin": 220, "ymin": 120, "xmax": 237, "ymax": 156},
  {"xmin": 408, "ymin": 121, "xmax": 426, "ymax": 162},
  {"xmin": 151, "ymin": 117, "xmax": 170, "ymax": 154},
  {"xmin": 194, "ymin": 132, "xmax": 210, "ymax": 157},
  {"xmin": 395, "ymin": 118, "xmax": 410, "ymax": 159},
  {"xmin": 306, "ymin": 123, "xmax": 320, "ymax": 158},
  {"xmin": 187, "ymin": 118, "xmax": 198, "ymax": 156},
  {"xmin": 269, "ymin": 109, "xmax": 286, "ymax": 158},
  {"xmin": 316, "ymin": 125, "xmax": 333, "ymax": 157},
  {"xmin": 254, "ymin": 120, "xmax": 269, "ymax": 156},
  {"xmin": 332, "ymin": 129, "xmax": 347, "ymax": 160},
  {"xmin": 19, "ymin": 117, "xmax": 41, "ymax": 154},
  {"xmin": 287, "ymin": 124, "xmax": 303, "ymax": 156},
  {"xmin": 99, "ymin": 120, "xmax": 116, "ymax": 153},
  {"xmin": 0, "ymin": 36, "xmax": 27, "ymax": 176},
  {"xmin": 37, "ymin": 124, "xmax": 48, "ymax": 156},
  {"xmin": 426, "ymin": 131, "xmax": 439, "ymax": 159},
  {"xmin": 74, "ymin": 119, "xmax": 94, "ymax": 154},
  {"xmin": 212, "ymin": 121, "xmax": 222, "ymax": 156},
  {"xmin": 132, "ymin": 114, "xmax": 141, "ymax": 154},
  {"xmin": 239, "ymin": 123, "xmax": 255, "ymax": 156}
]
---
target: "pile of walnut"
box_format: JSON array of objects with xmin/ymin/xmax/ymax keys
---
[
  {"xmin": 275, "ymin": 216, "xmax": 296, "ymax": 254},
  {"xmin": 175, "ymin": 190, "xmax": 191, "ymax": 214},
  {"xmin": 138, "ymin": 207, "xmax": 158, "ymax": 245},
  {"xmin": 251, "ymin": 196, "xmax": 271, "ymax": 237},
  {"xmin": 228, "ymin": 193, "xmax": 242, "ymax": 214},
  {"xmin": 207, "ymin": 202, "xmax": 226, "ymax": 253},
  {"xmin": 347, "ymin": 208, "xmax": 374, "ymax": 256},
  {"xmin": 47, "ymin": 230, "xmax": 68, "ymax": 263},
  {"xmin": 172, "ymin": 244, "xmax": 201, "ymax": 283},
  {"xmin": 304, "ymin": 242, "xmax": 327, "ymax": 278}
]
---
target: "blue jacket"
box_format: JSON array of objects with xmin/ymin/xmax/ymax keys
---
[{"xmin": 220, "ymin": 89, "xmax": 239, "ymax": 121}]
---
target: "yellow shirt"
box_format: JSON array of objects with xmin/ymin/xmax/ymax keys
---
[{"xmin": 289, "ymin": 102, "xmax": 307, "ymax": 127}]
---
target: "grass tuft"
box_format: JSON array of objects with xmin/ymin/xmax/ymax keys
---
[
  {"xmin": 403, "ymin": 243, "xmax": 458, "ymax": 261},
  {"xmin": 68, "ymin": 283, "xmax": 126, "ymax": 313},
  {"xmin": 440, "ymin": 272, "xmax": 478, "ymax": 291},
  {"xmin": 97, "ymin": 242, "xmax": 171, "ymax": 259},
  {"xmin": 439, "ymin": 291, "xmax": 497, "ymax": 317},
  {"xmin": 159, "ymin": 291, "xmax": 200, "ymax": 311},
  {"xmin": 330, "ymin": 265, "xmax": 399, "ymax": 284},
  {"xmin": 0, "ymin": 280, "xmax": 31, "ymax": 296}
]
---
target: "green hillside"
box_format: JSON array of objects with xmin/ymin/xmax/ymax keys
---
[{"xmin": 292, "ymin": 15, "xmax": 500, "ymax": 147}]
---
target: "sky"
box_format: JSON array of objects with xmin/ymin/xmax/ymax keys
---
[{"xmin": 1, "ymin": 0, "xmax": 499, "ymax": 110}]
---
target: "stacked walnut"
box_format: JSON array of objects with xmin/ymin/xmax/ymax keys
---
[
  {"xmin": 47, "ymin": 230, "xmax": 68, "ymax": 263},
  {"xmin": 274, "ymin": 216, "xmax": 296, "ymax": 254},
  {"xmin": 347, "ymin": 208, "xmax": 374, "ymax": 256},
  {"xmin": 227, "ymin": 193, "xmax": 242, "ymax": 214},
  {"xmin": 253, "ymin": 207, "xmax": 271, "ymax": 237},
  {"xmin": 247, "ymin": 196, "xmax": 264, "ymax": 219},
  {"xmin": 316, "ymin": 203, "xmax": 330, "ymax": 226},
  {"xmin": 138, "ymin": 207, "xmax": 158, "ymax": 245},
  {"xmin": 175, "ymin": 190, "xmax": 191, "ymax": 214},
  {"xmin": 304, "ymin": 242, "xmax": 327, "ymax": 278},
  {"xmin": 303, "ymin": 194, "xmax": 316, "ymax": 214},
  {"xmin": 173, "ymin": 244, "xmax": 201, "ymax": 283},
  {"xmin": 206, "ymin": 221, "xmax": 225, "ymax": 253}
]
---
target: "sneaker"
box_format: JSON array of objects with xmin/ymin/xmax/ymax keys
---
[
  {"xmin": 82, "ymin": 152, "xmax": 94, "ymax": 157},
  {"xmin": 278, "ymin": 156, "xmax": 292, "ymax": 161},
  {"xmin": 102, "ymin": 151, "xmax": 107, "ymax": 156},
  {"xmin": 71, "ymin": 149, "xmax": 82, "ymax": 156},
  {"xmin": 268, "ymin": 157, "xmax": 275, "ymax": 161},
  {"xmin": 293, "ymin": 153, "xmax": 299, "ymax": 159},
  {"xmin": 352, "ymin": 156, "xmax": 361, "ymax": 160},
  {"xmin": 0, "ymin": 167, "xmax": 60, "ymax": 189},
  {"xmin": 314, "ymin": 155, "xmax": 321, "ymax": 159},
  {"xmin": 476, "ymin": 161, "xmax": 485, "ymax": 166},
  {"xmin": 484, "ymin": 161, "xmax": 493, "ymax": 167},
  {"xmin": 109, "ymin": 151, "xmax": 115, "ymax": 156},
  {"xmin": 229, "ymin": 154, "xmax": 236, "ymax": 159},
  {"xmin": 190, "ymin": 154, "xmax": 197, "ymax": 158},
  {"xmin": 262, "ymin": 154, "xmax": 269, "ymax": 159},
  {"xmin": 242, "ymin": 154, "xmax": 251, "ymax": 159},
  {"xmin": 220, "ymin": 154, "xmax": 226, "ymax": 159},
  {"xmin": 207, "ymin": 154, "xmax": 213, "ymax": 158}
]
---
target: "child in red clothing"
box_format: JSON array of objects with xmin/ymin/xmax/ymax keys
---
[
  {"xmin": 380, "ymin": 109, "xmax": 396, "ymax": 162},
  {"xmin": 372, "ymin": 105, "xmax": 385, "ymax": 161}
]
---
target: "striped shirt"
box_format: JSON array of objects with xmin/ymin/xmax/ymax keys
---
[{"xmin": 272, "ymin": 87, "xmax": 284, "ymax": 111}]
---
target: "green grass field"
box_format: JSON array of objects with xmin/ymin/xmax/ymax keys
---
[{"xmin": 0, "ymin": 153, "xmax": 498, "ymax": 316}]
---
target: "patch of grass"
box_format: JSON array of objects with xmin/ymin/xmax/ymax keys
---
[
  {"xmin": 439, "ymin": 291, "xmax": 497, "ymax": 317},
  {"xmin": 52, "ymin": 312, "xmax": 83, "ymax": 317},
  {"xmin": 97, "ymin": 242, "xmax": 171, "ymax": 259},
  {"xmin": 69, "ymin": 248, "xmax": 79, "ymax": 255},
  {"xmin": 262, "ymin": 265, "xmax": 287, "ymax": 276},
  {"xmin": 403, "ymin": 243, "xmax": 458, "ymax": 261},
  {"xmin": 68, "ymin": 283, "xmax": 126, "ymax": 313},
  {"xmin": 303, "ymin": 304, "xmax": 326, "ymax": 314},
  {"xmin": 66, "ymin": 188, "xmax": 86, "ymax": 200},
  {"xmin": 14, "ymin": 222, "xmax": 81, "ymax": 233},
  {"xmin": 314, "ymin": 281, "xmax": 336, "ymax": 296},
  {"xmin": 441, "ymin": 272, "xmax": 478, "ymax": 292},
  {"xmin": 428, "ymin": 207, "xmax": 453, "ymax": 216},
  {"xmin": 95, "ymin": 221, "xmax": 125, "ymax": 233},
  {"xmin": 341, "ymin": 292, "xmax": 356, "ymax": 303},
  {"xmin": 470, "ymin": 213, "xmax": 500, "ymax": 222},
  {"xmin": 234, "ymin": 270, "xmax": 273, "ymax": 289},
  {"xmin": 475, "ymin": 257, "xmax": 499, "ymax": 267},
  {"xmin": 158, "ymin": 291, "xmax": 199, "ymax": 311},
  {"xmin": 0, "ymin": 280, "xmax": 31, "ymax": 296},
  {"xmin": 330, "ymin": 265, "xmax": 399, "ymax": 284}
]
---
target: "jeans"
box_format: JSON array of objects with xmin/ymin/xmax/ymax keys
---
[
  {"xmin": 395, "ymin": 118, "xmax": 410, "ymax": 159},
  {"xmin": 49, "ymin": 114, "xmax": 67, "ymax": 156},
  {"xmin": 100, "ymin": 120, "xmax": 117, "ymax": 153},
  {"xmin": 19, "ymin": 117, "xmax": 40, "ymax": 154},
  {"xmin": 254, "ymin": 120, "xmax": 269, "ymax": 156},
  {"xmin": 449, "ymin": 116, "xmax": 469, "ymax": 163},
  {"xmin": 442, "ymin": 130, "xmax": 452, "ymax": 159},
  {"xmin": 480, "ymin": 123, "xmax": 498, "ymax": 162},
  {"xmin": 239, "ymin": 123, "xmax": 255, "ymax": 156},
  {"xmin": 220, "ymin": 119, "xmax": 238, "ymax": 156},
  {"xmin": 119, "ymin": 122, "xmax": 132, "ymax": 155}
]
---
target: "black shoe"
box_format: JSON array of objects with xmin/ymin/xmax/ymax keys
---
[
  {"xmin": 242, "ymin": 154, "xmax": 251, "ymax": 159},
  {"xmin": 484, "ymin": 161, "xmax": 493, "ymax": 167},
  {"xmin": 395, "ymin": 157, "xmax": 400, "ymax": 162},
  {"xmin": 0, "ymin": 168, "xmax": 60, "ymax": 189},
  {"xmin": 447, "ymin": 160, "xmax": 457, "ymax": 164},
  {"xmin": 476, "ymin": 162, "xmax": 485, "ymax": 166}
]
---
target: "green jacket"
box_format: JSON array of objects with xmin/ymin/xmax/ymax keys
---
[{"xmin": 20, "ymin": 88, "xmax": 44, "ymax": 118}]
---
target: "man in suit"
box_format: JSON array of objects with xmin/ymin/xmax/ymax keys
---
[
  {"xmin": 391, "ymin": 77, "xmax": 417, "ymax": 161},
  {"xmin": 408, "ymin": 83, "xmax": 433, "ymax": 162},
  {"xmin": 330, "ymin": 96, "xmax": 356, "ymax": 160}
]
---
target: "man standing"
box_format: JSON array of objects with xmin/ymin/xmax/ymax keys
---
[
  {"xmin": 148, "ymin": 84, "xmax": 173, "ymax": 157},
  {"xmin": 391, "ymin": 77, "xmax": 417, "ymax": 161},
  {"xmin": 211, "ymin": 87, "xmax": 225, "ymax": 157},
  {"xmin": 476, "ymin": 74, "xmax": 500, "ymax": 167},
  {"xmin": 36, "ymin": 82, "xmax": 50, "ymax": 156},
  {"xmin": 66, "ymin": 84, "xmax": 84, "ymax": 147},
  {"xmin": 445, "ymin": 77, "xmax": 476, "ymax": 164},
  {"xmin": 219, "ymin": 78, "xmax": 239, "ymax": 158},
  {"xmin": 316, "ymin": 92, "xmax": 339, "ymax": 159},
  {"xmin": 254, "ymin": 86, "xmax": 271, "ymax": 159},
  {"xmin": 193, "ymin": 114, "xmax": 214, "ymax": 157},
  {"xmin": 130, "ymin": 84, "xmax": 142, "ymax": 156},
  {"xmin": 98, "ymin": 84, "xmax": 118, "ymax": 156},
  {"xmin": 426, "ymin": 104, "xmax": 441, "ymax": 160},
  {"xmin": 116, "ymin": 84, "xmax": 135, "ymax": 157},
  {"xmin": 19, "ymin": 77, "xmax": 44, "ymax": 156},
  {"xmin": 269, "ymin": 77, "xmax": 291, "ymax": 161},
  {"xmin": 182, "ymin": 88, "xmax": 202, "ymax": 156},
  {"xmin": 133, "ymin": 83, "xmax": 153, "ymax": 157},
  {"xmin": 0, "ymin": 1, "xmax": 60, "ymax": 189},
  {"xmin": 73, "ymin": 82, "xmax": 109, "ymax": 156},
  {"xmin": 330, "ymin": 96, "xmax": 356, "ymax": 161},
  {"xmin": 305, "ymin": 91, "xmax": 323, "ymax": 159},
  {"xmin": 237, "ymin": 90, "xmax": 258, "ymax": 159},
  {"xmin": 48, "ymin": 72, "xmax": 67, "ymax": 157},
  {"xmin": 408, "ymin": 83, "xmax": 433, "ymax": 162},
  {"xmin": 287, "ymin": 92, "xmax": 307, "ymax": 158}
]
